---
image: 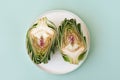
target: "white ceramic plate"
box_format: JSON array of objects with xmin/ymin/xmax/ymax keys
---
[{"xmin": 29, "ymin": 10, "xmax": 90, "ymax": 74}]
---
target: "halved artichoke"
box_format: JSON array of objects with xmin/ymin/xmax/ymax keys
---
[
  {"xmin": 58, "ymin": 18, "xmax": 87, "ymax": 64},
  {"xmin": 26, "ymin": 17, "xmax": 57, "ymax": 64}
]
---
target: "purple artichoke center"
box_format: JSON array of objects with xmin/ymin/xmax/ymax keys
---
[
  {"xmin": 39, "ymin": 36, "xmax": 44, "ymax": 48},
  {"xmin": 68, "ymin": 35, "xmax": 75, "ymax": 44}
]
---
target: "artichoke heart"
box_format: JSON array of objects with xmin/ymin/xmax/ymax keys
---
[
  {"xmin": 58, "ymin": 18, "xmax": 87, "ymax": 64},
  {"xmin": 26, "ymin": 17, "xmax": 57, "ymax": 64}
]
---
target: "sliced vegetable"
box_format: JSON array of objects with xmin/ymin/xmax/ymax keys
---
[
  {"xmin": 58, "ymin": 18, "xmax": 87, "ymax": 64},
  {"xmin": 26, "ymin": 17, "xmax": 57, "ymax": 64}
]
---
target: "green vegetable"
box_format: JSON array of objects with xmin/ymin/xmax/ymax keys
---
[
  {"xmin": 26, "ymin": 17, "xmax": 57, "ymax": 64},
  {"xmin": 58, "ymin": 18, "xmax": 87, "ymax": 64}
]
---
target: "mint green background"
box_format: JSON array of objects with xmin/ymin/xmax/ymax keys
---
[{"xmin": 0, "ymin": 0, "xmax": 120, "ymax": 80}]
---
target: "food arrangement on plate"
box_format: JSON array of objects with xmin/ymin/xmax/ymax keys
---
[
  {"xmin": 25, "ymin": 10, "xmax": 90, "ymax": 74},
  {"xmin": 26, "ymin": 17, "xmax": 87, "ymax": 64}
]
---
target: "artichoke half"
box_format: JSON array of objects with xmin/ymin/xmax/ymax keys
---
[
  {"xmin": 26, "ymin": 17, "xmax": 57, "ymax": 64},
  {"xmin": 58, "ymin": 19, "xmax": 87, "ymax": 64}
]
